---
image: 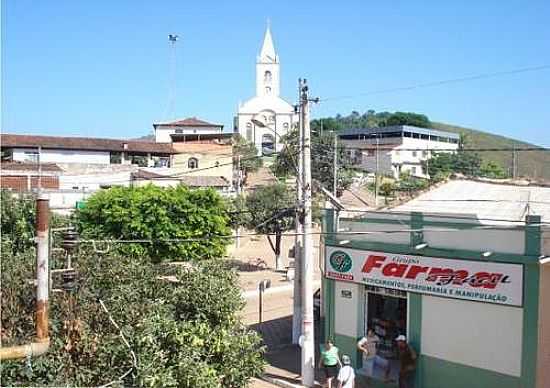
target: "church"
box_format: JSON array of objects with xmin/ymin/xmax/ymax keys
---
[{"xmin": 235, "ymin": 25, "xmax": 297, "ymax": 156}]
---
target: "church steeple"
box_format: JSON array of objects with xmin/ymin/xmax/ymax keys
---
[
  {"xmin": 256, "ymin": 22, "xmax": 280, "ymax": 97},
  {"xmin": 259, "ymin": 24, "xmax": 278, "ymax": 63}
]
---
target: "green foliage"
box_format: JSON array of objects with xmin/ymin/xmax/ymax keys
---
[
  {"xmin": 479, "ymin": 161, "xmax": 508, "ymax": 179},
  {"xmin": 233, "ymin": 134, "xmax": 263, "ymax": 178},
  {"xmin": 1, "ymin": 246, "xmax": 264, "ymax": 387},
  {"xmin": 379, "ymin": 181, "xmax": 396, "ymax": 204},
  {"xmin": 76, "ymin": 185, "xmax": 231, "ymax": 262},
  {"xmin": 310, "ymin": 110, "xmax": 431, "ymax": 132},
  {"xmin": 271, "ymin": 130, "xmax": 355, "ymax": 195},
  {"xmin": 424, "ymin": 151, "xmax": 482, "ymax": 179},
  {"xmin": 226, "ymin": 194, "xmax": 251, "ymax": 229},
  {"xmin": 1, "ymin": 191, "xmax": 36, "ymax": 254},
  {"xmin": 245, "ymin": 183, "xmax": 295, "ymax": 257}
]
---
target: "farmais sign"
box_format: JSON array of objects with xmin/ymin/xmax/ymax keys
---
[{"xmin": 326, "ymin": 247, "xmax": 523, "ymax": 307}]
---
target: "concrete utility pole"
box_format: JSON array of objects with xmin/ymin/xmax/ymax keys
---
[
  {"xmin": 292, "ymin": 86, "xmax": 303, "ymax": 345},
  {"xmin": 299, "ymin": 78, "xmax": 315, "ymax": 386}
]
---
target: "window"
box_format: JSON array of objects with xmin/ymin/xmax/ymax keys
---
[
  {"xmin": 265, "ymin": 86, "xmax": 271, "ymax": 94},
  {"xmin": 412, "ymin": 151, "xmax": 417, "ymax": 157},
  {"xmin": 246, "ymin": 122, "xmax": 253, "ymax": 141},
  {"xmin": 420, "ymin": 134, "xmax": 429, "ymax": 140},
  {"xmin": 188, "ymin": 157, "xmax": 199, "ymax": 169},
  {"xmin": 412, "ymin": 133, "xmax": 420, "ymax": 139},
  {"xmin": 110, "ymin": 152, "xmax": 122, "ymax": 164},
  {"xmin": 130, "ymin": 155, "xmax": 148, "ymax": 167},
  {"xmin": 422, "ymin": 150, "xmax": 429, "ymax": 158},
  {"xmin": 411, "ymin": 166, "xmax": 417, "ymax": 175},
  {"xmin": 264, "ymin": 71, "xmax": 272, "ymax": 83},
  {"xmin": 283, "ymin": 122, "xmax": 289, "ymax": 130},
  {"xmin": 24, "ymin": 151, "xmax": 39, "ymax": 163}
]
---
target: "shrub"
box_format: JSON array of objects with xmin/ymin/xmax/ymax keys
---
[{"xmin": 76, "ymin": 185, "xmax": 231, "ymax": 262}]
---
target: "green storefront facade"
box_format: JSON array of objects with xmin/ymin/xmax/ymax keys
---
[{"xmin": 321, "ymin": 210, "xmax": 549, "ymax": 388}]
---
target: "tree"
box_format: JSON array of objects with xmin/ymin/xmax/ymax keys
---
[
  {"xmin": 233, "ymin": 134, "xmax": 262, "ymax": 183},
  {"xmin": 1, "ymin": 195, "xmax": 264, "ymax": 387},
  {"xmin": 245, "ymin": 183, "xmax": 295, "ymax": 271},
  {"xmin": 271, "ymin": 129, "xmax": 355, "ymax": 196},
  {"xmin": 479, "ymin": 161, "xmax": 508, "ymax": 179},
  {"xmin": 379, "ymin": 181, "xmax": 396, "ymax": 204},
  {"xmin": 76, "ymin": 185, "xmax": 231, "ymax": 262}
]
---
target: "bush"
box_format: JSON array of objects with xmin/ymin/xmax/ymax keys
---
[
  {"xmin": 76, "ymin": 185, "xmax": 231, "ymax": 262},
  {"xmin": 1, "ymin": 250, "xmax": 264, "ymax": 387}
]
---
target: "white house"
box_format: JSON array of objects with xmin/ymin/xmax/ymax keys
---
[
  {"xmin": 235, "ymin": 25, "xmax": 297, "ymax": 156},
  {"xmin": 339, "ymin": 126, "xmax": 460, "ymax": 178},
  {"xmin": 153, "ymin": 117, "xmax": 224, "ymax": 143}
]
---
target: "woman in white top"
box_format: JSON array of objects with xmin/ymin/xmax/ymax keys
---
[
  {"xmin": 357, "ymin": 328, "xmax": 391, "ymax": 381},
  {"xmin": 337, "ymin": 355, "xmax": 355, "ymax": 388}
]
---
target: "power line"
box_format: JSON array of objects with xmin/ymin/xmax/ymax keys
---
[{"xmin": 319, "ymin": 64, "xmax": 550, "ymax": 103}]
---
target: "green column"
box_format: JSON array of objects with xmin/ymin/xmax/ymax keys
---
[
  {"xmin": 409, "ymin": 212, "xmax": 424, "ymax": 387},
  {"xmin": 522, "ymin": 215, "xmax": 541, "ymax": 388}
]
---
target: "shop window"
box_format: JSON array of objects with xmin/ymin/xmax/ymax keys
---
[
  {"xmin": 110, "ymin": 152, "xmax": 122, "ymax": 164},
  {"xmin": 188, "ymin": 157, "xmax": 199, "ymax": 169}
]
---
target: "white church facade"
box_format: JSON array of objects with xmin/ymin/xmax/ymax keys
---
[{"xmin": 235, "ymin": 26, "xmax": 297, "ymax": 156}]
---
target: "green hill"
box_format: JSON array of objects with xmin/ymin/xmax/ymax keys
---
[{"xmin": 431, "ymin": 122, "xmax": 550, "ymax": 180}]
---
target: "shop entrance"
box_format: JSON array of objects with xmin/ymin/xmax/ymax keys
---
[{"xmin": 360, "ymin": 286, "xmax": 407, "ymax": 381}]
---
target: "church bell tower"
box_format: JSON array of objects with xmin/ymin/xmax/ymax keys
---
[{"xmin": 256, "ymin": 24, "xmax": 280, "ymax": 98}]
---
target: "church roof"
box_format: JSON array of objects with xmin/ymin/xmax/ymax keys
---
[
  {"xmin": 154, "ymin": 117, "xmax": 223, "ymax": 128},
  {"xmin": 259, "ymin": 26, "xmax": 277, "ymax": 63}
]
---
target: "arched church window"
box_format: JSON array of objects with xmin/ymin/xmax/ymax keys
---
[
  {"xmin": 264, "ymin": 71, "xmax": 272, "ymax": 83},
  {"xmin": 283, "ymin": 122, "xmax": 289, "ymax": 130},
  {"xmin": 188, "ymin": 157, "xmax": 199, "ymax": 169},
  {"xmin": 269, "ymin": 115, "xmax": 275, "ymax": 123},
  {"xmin": 246, "ymin": 122, "xmax": 253, "ymax": 141},
  {"xmin": 265, "ymin": 86, "xmax": 271, "ymax": 94}
]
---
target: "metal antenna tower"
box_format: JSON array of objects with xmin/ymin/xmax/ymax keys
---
[{"xmin": 167, "ymin": 34, "xmax": 179, "ymax": 120}]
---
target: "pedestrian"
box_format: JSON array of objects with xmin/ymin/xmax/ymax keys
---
[
  {"xmin": 336, "ymin": 355, "xmax": 355, "ymax": 388},
  {"xmin": 395, "ymin": 335, "xmax": 417, "ymax": 388},
  {"xmin": 357, "ymin": 328, "xmax": 391, "ymax": 381},
  {"xmin": 318, "ymin": 339, "xmax": 341, "ymax": 388}
]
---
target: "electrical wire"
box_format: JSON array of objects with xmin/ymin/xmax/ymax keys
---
[{"xmin": 319, "ymin": 64, "xmax": 550, "ymax": 103}]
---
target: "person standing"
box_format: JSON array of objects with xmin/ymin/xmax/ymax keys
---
[
  {"xmin": 336, "ymin": 355, "xmax": 355, "ymax": 388},
  {"xmin": 395, "ymin": 335, "xmax": 417, "ymax": 388},
  {"xmin": 357, "ymin": 328, "xmax": 391, "ymax": 381},
  {"xmin": 318, "ymin": 339, "xmax": 341, "ymax": 388}
]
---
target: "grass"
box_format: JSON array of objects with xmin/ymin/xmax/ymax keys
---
[{"xmin": 431, "ymin": 122, "xmax": 550, "ymax": 180}]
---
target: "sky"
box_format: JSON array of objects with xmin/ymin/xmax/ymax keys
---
[{"xmin": 2, "ymin": 0, "xmax": 550, "ymax": 146}]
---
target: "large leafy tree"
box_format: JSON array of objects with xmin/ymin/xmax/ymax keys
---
[
  {"xmin": 271, "ymin": 129, "xmax": 355, "ymax": 196},
  {"xmin": 245, "ymin": 183, "xmax": 295, "ymax": 271},
  {"xmin": 76, "ymin": 185, "xmax": 231, "ymax": 262}
]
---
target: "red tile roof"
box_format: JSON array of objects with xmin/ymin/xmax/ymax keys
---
[
  {"xmin": 1, "ymin": 134, "xmax": 176, "ymax": 154},
  {"xmin": 154, "ymin": 117, "xmax": 223, "ymax": 127}
]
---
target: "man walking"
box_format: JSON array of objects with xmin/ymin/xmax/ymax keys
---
[
  {"xmin": 395, "ymin": 335, "xmax": 417, "ymax": 388},
  {"xmin": 336, "ymin": 355, "xmax": 355, "ymax": 388}
]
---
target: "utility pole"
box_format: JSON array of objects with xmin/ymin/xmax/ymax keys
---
[
  {"xmin": 292, "ymin": 85, "xmax": 303, "ymax": 345},
  {"xmin": 374, "ymin": 134, "xmax": 379, "ymax": 207},
  {"xmin": 299, "ymin": 78, "xmax": 316, "ymax": 387},
  {"xmin": 235, "ymin": 154, "xmax": 242, "ymax": 249},
  {"xmin": 512, "ymin": 145, "xmax": 517, "ymax": 179},
  {"xmin": 333, "ymin": 132, "xmax": 338, "ymax": 197}
]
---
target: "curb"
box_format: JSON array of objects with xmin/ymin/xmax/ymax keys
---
[{"xmin": 259, "ymin": 374, "xmax": 322, "ymax": 388}]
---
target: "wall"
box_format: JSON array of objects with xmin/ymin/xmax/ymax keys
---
[
  {"xmin": 421, "ymin": 295, "xmax": 523, "ymax": 377},
  {"xmin": 154, "ymin": 126, "xmax": 222, "ymax": 143},
  {"xmin": 0, "ymin": 175, "xmax": 59, "ymax": 191},
  {"xmin": 12, "ymin": 148, "xmax": 110, "ymax": 164},
  {"xmin": 171, "ymin": 145, "xmax": 233, "ymax": 182}
]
